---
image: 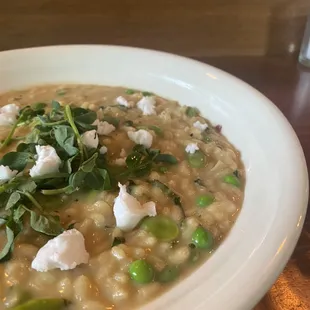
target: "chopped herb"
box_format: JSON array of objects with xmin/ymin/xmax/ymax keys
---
[
  {"xmin": 141, "ymin": 91, "xmax": 153, "ymax": 96},
  {"xmin": 125, "ymin": 89, "xmax": 135, "ymax": 95},
  {"xmin": 194, "ymin": 178, "xmax": 206, "ymax": 187},
  {"xmin": 136, "ymin": 125, "xmax": 163, "ymax": 136},
  {"xmin": 109, "ymin": 104, "xmax": 128, "ymax": 111},
  {"xmin": 123, "ymin": 120, "xmax": 134, "ymax": 127},
  {"xmin": 112, "ymin": 237, "xmax": 125, "ymax": 247},
  {"xmin": 202, "ymin": 132, "xmax": 212, "ymax": 143},
  {"xmin": 119, "ymin": 145, "xmax": 177, "ymax": 179},
  {"xmin": 233, "ymin": 170, "xmax": 240, "ymax": 178},
  {"xmin": 186, "ymin": 107, "xmax": 199, "ymax": 117},
  {"xmin": 9, "ymin": 298, "xmax": 70, "ymax": 310},
  {"xmin": 154, "ymin": 154, "xmax": 178, "ymax": 164},
  {"xmin": 148, "ymin": 180, "xmax": 185, "ymax": 218},
  {"xmin": 102, "ymin": 116, "xmax": 120, "ymax": 128},
  {"xmin": 56, "ymin": 89, "xmax": 67, "ymax": 96}
]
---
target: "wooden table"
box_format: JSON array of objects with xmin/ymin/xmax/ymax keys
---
[{"xmin": 199, "ymin": 56, "xmax": 310, "ymax": 310}]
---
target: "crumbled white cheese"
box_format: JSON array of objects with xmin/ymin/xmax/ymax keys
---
[
  {"xmin": 29, "ymin": 145, "xmax": 62, "ymax": 177},
  {"xmin": 81, "ymin": 130, "xmax": 99, "ymax": 149},
  {"xmin": 137, "ymin": 97, "xmax": 156, "ymax": 115},
  {"xmin": 99, "ymin": 146, "xmax": 108, "ymax": 154},
  {"xmin": 0, "ymin": 165, "xmax": 18, "ymax": 184},
  {"xmin": 0, "ymin": 103, "xmax": 20, "ymax": 126},
  {"xmin": 93, "ymin": 120, "xmax": 116, "ymax": 136},
  {"xmin": 31, "ymin": 229, "xmax": 89, "ymax": 272},
  {"xmin": 116, "ymin": 96, "xmax": 129, "ymax": 107},
  {"xmin": 128, "ymin": 129, "xmax": 153, "ymax": 148},
  {"xmin": 185, "ymin": 143, "xmax": 199, "ymax": 154},
  {"xmin": 114, "ymin": 158, "xmax": 126, "ymax": 166},
  {"xmin": 193, "ymin": 121, "xmax": 208, "ymax": 132},
  {"xmin": 113, "ymin": 183, "xmax": 156, "ymax": 231}
]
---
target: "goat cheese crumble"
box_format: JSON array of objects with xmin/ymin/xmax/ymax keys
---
[{"xmin": 113, "ymin": 183, "xmax": 156, "ymax": 231}]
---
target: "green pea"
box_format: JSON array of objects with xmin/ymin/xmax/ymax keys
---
[
  {"xmin": 141, "ymin": 91, "xmax": 153, "ymax": 96},
  {"xmin": 223, "ymin": 174, "xmax": 241, "ymax": 187},
  {"xmin": 191, "ymin": 227, "xmax": 213, "ymax": 250},
  {"xmin": 156, "ymin": 266, "xmax": 179, "ymax": 283},
  {"xmin": 129, "ymin": 260, "xmax": 154, "ymax": 284},
  {"xmin": 195, "ymin": 194, "xmax": 215, "ymax": 207},
  {"xmin": 140, "ymin": 215, "xmax": 179, "ymax": 242},
  {"xmin": 187, "ymin": 150, "xmax": 206, "ymax": 168},
  {"xmin": 185, "ymin": 107, "xmax": 199, "ymax": 117},
  {"xmin": 10, "ymin": 298, "xmax": 69, "ymax": 310},
  {"xmin": 125, "ymin": 89, "xmax": 135, "ymax": 95}
]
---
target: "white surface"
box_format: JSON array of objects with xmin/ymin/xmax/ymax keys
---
[
  {"xmin": 0, "ymin": 45, "xmax": 308, "ymax": 310},
  {"xmin": 31, "ymin": 229, "xmax": 89, "ymax": 272},
  {"xmin": 114, "ymin": 183, "xmax": 157, "ymax": 231},
  {"xmin": 29, "ymin": 145, "xmax": 61, "ymax": 177}
]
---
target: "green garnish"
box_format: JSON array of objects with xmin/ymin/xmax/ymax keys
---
[
  {"xmin": 194, "ymin": 178, "xmax": 206, "ymax": 187},
  {"xmin": 140, "ymin": 215, "xmax": 179, "ymax": 241},
  {"xmin": 129, "ymin": 260, "xmax": 154, "ymax": 284},
  {"xmin": 112, "ymin": 237, "xmax": 125, "ymax": 247},
  {"xmin": 141, "ymin": 91, "xmax": 153, "ymax": 96},
  {"xmin": 0, "ymin": 104, "xmax": 46, "ymax": 150},
  {"xmin": 120, "ymin": 145, "xmax": 178, "ymax": 179},
  {"xmin": 125, "ymin": 89, "xmax": 135, "ymax": 95},
  {"xmin": 148, "ymin": 179, "xmax": 185, "ymax": 218},
  {"xmin": 102, "ymin": 116, "xmax": 120, "ymax": 128},
  {"xmin": 10, "ymin": 298, "xmax": 69, "ymax": 310},
  {"xmin": 136, "ymin": 125, "xmax": 163, "ymax": 136},
  {"xmin": 223, "ymin": 174, "xmax": 241, "ymax": 187},
  {"xmin": 185, "ymin": 107, "xmax": 199, "ymax": 117},
  {"xmin": 0, "ymin": 103, "xmax": 113, "ymax": 262},
  {"xmin": 56, "ymin": 90, "xmax": 67, "ymax": 96}
]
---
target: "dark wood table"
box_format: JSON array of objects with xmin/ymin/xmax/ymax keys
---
[{"xmin": 198, "ymin": 56, "xmax": 310, "ymax": 310}]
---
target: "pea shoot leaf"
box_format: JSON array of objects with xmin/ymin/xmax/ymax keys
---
[
  {"xmin": 27, "ymin": 209, "xmax": 64, "ymax": 236},
  {"xmin": 5, "ymin": 192, "xmax": 21, "ymax": 210},
  {"xmin": 54, "ymin": 125, "xmax": 78, "ymax": 156},
  {"xmin": 0, "ymin": 152, "xmax": 30, "ymax": 172}
]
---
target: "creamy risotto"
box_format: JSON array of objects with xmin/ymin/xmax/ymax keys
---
[{"xmin": 0, "ymin": 85, "xmax": 245, "ymax": 310}]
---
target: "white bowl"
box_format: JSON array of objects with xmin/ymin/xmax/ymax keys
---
[{"xmin": 0, "ymin": 45, "xmax": 308, "ymax": 310}]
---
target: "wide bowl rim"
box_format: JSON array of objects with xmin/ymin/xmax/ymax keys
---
[{"xmin": 0, "ymin": 44, "xmax": 308, "ymax": 310}]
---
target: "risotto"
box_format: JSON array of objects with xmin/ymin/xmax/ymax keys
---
[{"xmin": 0, "ymin": 85, "xmax": 245, "ymax": 310}]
